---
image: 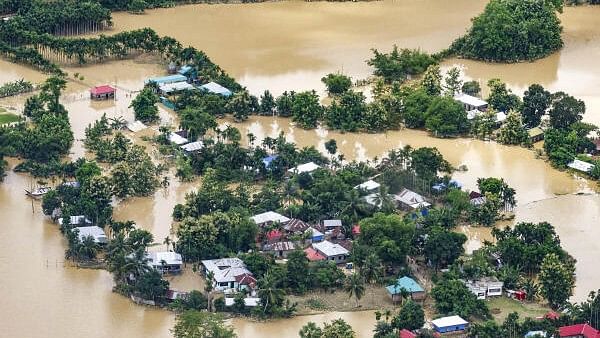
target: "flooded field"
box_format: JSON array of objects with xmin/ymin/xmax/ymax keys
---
[{"xmin": 1, "ymin": 1, "xmax": 600, "ymax": 337}]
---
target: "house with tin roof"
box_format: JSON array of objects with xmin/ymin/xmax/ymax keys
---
[
  {"xmin": 312, "ymin": 240, "xmax": 349, "ymax": 263},
  {"xmin": 386, "ymin": 276, "xmax": 425, "ymax": 302}
]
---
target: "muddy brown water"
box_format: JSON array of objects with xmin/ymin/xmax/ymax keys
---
[{"xmin": 1, "ymin": 1, "xmax": 600, "ymax": 337}]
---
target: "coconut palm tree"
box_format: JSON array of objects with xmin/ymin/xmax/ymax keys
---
[
  {"xmin": 371, "ymin": 186, "xmax": 395, "ymax": 213},
  {"xmin": 257, "ymin": 271, "xmax": 285, "ymax": 314},
  {"xmin": 78, "ymin": 235, "xmax": 99, "ymax": 261},
  {"xmin": 163, "ymin": 236, "xmax": 172, "ymax": 251},
  {"xmin": 344, "ymin": 273, "xmax": 365, "ymax": 307}
]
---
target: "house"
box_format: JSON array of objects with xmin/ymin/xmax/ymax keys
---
[
  {"xmin": 181, "ymin": 141, "xmax": 204, "ymax": 154},
  {"xmin": 199, "ymin": 82, "xmax": 232, "ymax": 97},
  {"xmin": 323, "ymin": 219, "xmax": 342, "ymax": 230},
  {"xmin": 225, "ymin": 297, "xmax": 260, "ymax": 307},
  {"xmin": 146, "ymin": 74, "xmax": 187, "ymax": 86},
  {"xmin": 559, "ymin": 324, "xmax": 600, "ymax": 338},
  {"xmin": 251, "ymin": 211, "xmax": 290, "ymax": 227},
  {"xmin": 432, "ymin": 179, "xmax": 462, "ymax": 193},
  {"xmin": 58, "ymin": 215, "xmax": 92, "ymax": 227},
  {"xmin": 168, "ymin": 132, "xmax": 189, "ymax": 145},
  {"xmin": 525, "ymin": 331, "xmax": 548, "ymax": 337},
  {"xmin": 284, "ymin": 218, "xmax": 310, "ymax": 234},
  {"xmin": 455, "ymin": 93, "xmax": 488, "ymax": 112},
  {"xmin": 90, "ymin": 85, "xmax": 115, "ymax": 100},
  {"xmin": 265, "ymin": 229, "xmax": 283, "ymax": 243},
  {"xmin": 312, "ymin": 240, "xmax": 349, "ymax": 263},
  {"xmin": 262, "ymin": 155, "xmax": 278, "ymax": 169},
  {"xmin": 354, "ymin": 180, "xmax": 380, "ymax": 192},
  {"xmin": 399, "ymin": 329, "xmax": 417, "ymax": 338},
  {"xmin": 201, "ymin": 258, "xmax": 255, "ymax": 292},
  {"xmin": 386, "ymin": 276, "xmax": 426, "ymax": 302},
  {"xmin": 470, "ymin": 196, "xmax": 487, "ymax": 206},
  {"xmin": 394, "ymin": 188, "xmax": 431, "ymax": 210},
  {"xmin": 463, "ymin": 278, "xmax": 503, "ymax": 300},
  {"xmin": 146, "ymin": 251, "xmax": 183, "ymax": 274},
  {"xmin": 75, "ymin": 226, "xmax": 107, "ymax": 244},
  {"xmin": 264, "ymin": 241, "xmax": 296, "ymax": 258},
  {"xmin": 178, "ymin": 65, "xmax": 196, "ymax": 78},
  {"xmin": 306, "ymin": 227, "xmax": 324, "ymax": 242},
  {"xmin": 567, "ymin": 159, "xmax": 595, "ymax": 173},
  {"xmin": 304, "ymin": 247, "xmax": 326, "ymax": 262},
  {"xmin": 158, "ymin": 81, "xmax": 195, "ymax": 96},
  {"xmin": 288, "ymin": 162, "xmax": 321, "ymax": 175},
  {"xmin": 165, "ymin": 289, "xmax": 188, "ymax": 302},
  {"xmin": 506, "ymin": 289, "xmax": 527, "ymax": 301},
  {"xmin": 528, "ymin": 127, "xmax": 545, "ymax": 143},
  {"xmin": 431, "ymin": 315, "xmax": 469, "ymax": 334}
]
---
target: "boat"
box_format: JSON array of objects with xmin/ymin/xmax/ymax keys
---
[{"xmin": 25, "ymin": 186, "xmax": 51, "ymax": 198}]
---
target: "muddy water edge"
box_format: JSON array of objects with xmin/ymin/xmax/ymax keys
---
[{"xmin": 1, "ymin": 1, "xmax": 600, "ymax": 338}]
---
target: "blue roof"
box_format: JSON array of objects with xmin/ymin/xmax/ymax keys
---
[
  {"xmin": 146, "ymin": 74, "xmax": 187, "ymax": 85},
  {"xmin": 178, "ymin": 65, "xmax": 193, "ymax": 75},
  {"xmin": 199, "ymin": 82, "xmax": 232, "ymax": 97},
  {"xmin": 386, "ymin": 276, "xmax": 424, "ymax": 295},
  {"xmin": 262, "ymin": 155, "xmax": 278, "ymax": 168}
]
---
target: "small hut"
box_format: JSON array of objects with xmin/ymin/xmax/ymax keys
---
[{"xmin": 90, "ymin": 85, "xmax": 116, "ymax": 100}]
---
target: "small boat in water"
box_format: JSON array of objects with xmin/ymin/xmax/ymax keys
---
[{"xmin": 25, "ymin": 186, "xmax": 50, "ymax": 198}]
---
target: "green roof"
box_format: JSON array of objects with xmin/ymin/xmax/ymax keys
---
[
  {"xmin": 528, "ymin": 127, "xmax": 544, "ymax": 137},
  {"xmin": 386, "ymin": 276, "xmax": 424, "ymax": 295}
]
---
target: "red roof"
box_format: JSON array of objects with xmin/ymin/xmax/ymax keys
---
[
  {"xmin": 545, "ymin": 311, "xmax": 560, "ymax": 320},
  {"xmin": 266, "ymin": 229, "xmax": 282, "ymax": 242},
  {"xmin": 399, "ymin": 329, "xmax": 417, "ymax": 338},
  {"xmin": 90, "ymin": 85, "xmax": 115, "ymax": 95},
  {"xmin": 352, "ymin": 225, "xmax": 361, "ymax": 235},
  {"xmin": 559, "ymin": 324, "xmax": 600, "ymax": 338},
  {"xmin": 235, "ymin": 273, "xmax": 257, "ymax": 286},
  {"xmin": 304, "ymin": 247, "xmax": 325, "ymax": 261}
]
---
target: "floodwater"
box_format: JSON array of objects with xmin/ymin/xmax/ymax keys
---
[{"xmin": 1, "ymin": 1, "xmax": 600, "ymax": 337}]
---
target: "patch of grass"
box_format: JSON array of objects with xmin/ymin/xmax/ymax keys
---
[
  {"xmin": 305, "ymin": 297, "xmax": 328, "ymax": 311},
  {"xmin": 0, "ymin": 113, "xmax": 21, "ymax": 124},
  {"xmin": 487, "ymin": 297, "xmax": 550, "ymax": 322}
]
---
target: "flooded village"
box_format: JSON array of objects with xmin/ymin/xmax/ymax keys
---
[{"xmin": 1, "ymin": 1, "xmax": 600, "ymax": 338}]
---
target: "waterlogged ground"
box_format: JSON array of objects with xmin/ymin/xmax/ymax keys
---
[{"xmin": 1, "ymin": 1, "xmax": 600, "ymax": 337}]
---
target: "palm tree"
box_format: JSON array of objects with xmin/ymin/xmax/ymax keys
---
[
  {"xmin": 205, "ymin": 271, "xmax": 214, "ymax": 311},
  {"xmin": 372, "ymin": 186, "xmax": 395, "ymax": 213},
  {"xmin": 163, "ymin": 236, "xmax": 172, "ymax": 251},
  {"xmin": 339, "ymin": 189, "xmax": 369, "ymax": 223},
  {"xmin": 78, "ymin": 235, "xmax": 99, "ymax": 261},
  {"xmin": 344, "ymin": 273, "xmax": 365, "ymax": 308},
  {"xmin": 361, "ymin": 253, "xmax": 382, "ymax": 284},
  {"xmin": 257, "ymin": 271, "xmax": 285, "ymax": 314}
]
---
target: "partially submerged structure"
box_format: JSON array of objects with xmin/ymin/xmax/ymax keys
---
[
  {"xmin": 431, "ymin": 315, "xmax": 469, "ymax": 334},
  {"xmin": 567, "ymin": 159, "xmax": 595, "ymax": 173},
  {"xmin": 75, "ymin": 226, "xmax": 107, "ymax": 244},
  {"xmin": 146, "ymin": 251, "xmax": 183, "ymax": 274},
  {"xmin": 90, "ymin": 85, "xmax": 116, "ymax": 100},
  {"xmin": 199, "ymin": 82, "xmax": 232, "ymax": 97},
  {"xmin": 288, "ymin": 162, "xmax": 320, "ymax": 175},
  {"xmin": 386, "ymin": 276, "xmax": 426, "ymax": 302},
  {"xmin": 201, "ymin": 258, "xmax": 256, "ymax": 293},
  {"xmin": 394, "ymin": 188, "xmax": 431, "ymax": 210}
]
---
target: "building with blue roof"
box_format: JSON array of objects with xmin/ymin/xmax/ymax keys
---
[
  {"xmin": 262, "ymin": 155, "xmax": 278, "ymax": 169},
  {"xmin": 199, "ymin": 81, "xmax": 232, "ymax": 97},
  {"xmin": 386, "ymin": 276, "xmax": 425, "ymax": 302},
  {"xmin": 145, "ymin": 74, "xmax": 188, "ymax": 85}
]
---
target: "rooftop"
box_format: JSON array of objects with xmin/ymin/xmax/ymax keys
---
[
  {"xmin": 312, "ymin": 240, "xmax": 349, "ymax": 257},
  {"xmin": 431, "ymin": 315, "xmax": 468, "ymax": 328},
  {"xmin": 147, "ymin": 251, "xmax": 183, "ymax": 266},
  {"xmin": 567, "ymin": 159, "xmax": 595, "ymax": 173},
  {"xmin": 159, "ymin": 81, "xmax": 194, "ymax": 94},
  {"xmin": 146, "ymin": 74, "xmax": 187, "ymax": 85},
  {"xmin": 75, "ymin": 226, "xmax": 107, "ymax": 244},
  {"xmin": 323, "ymin": 219, "xmax": 342, "ymax": 228},
  {"xmin": 251, "ymin": 211, "xmax": 290, "ymax": 225},
  {"xmin": 284, "ymin": 218, "xmax": 310, "ymax": 233},
  {"xmin": 90, "ymin": 85, "xmax": 115, "ymax": 95},
  {"xmin": 201, "ymin": 258, "xmax": 252, "ymax": 283},
  {"xmin": 266, "ymin": 241, "xmax": 295, "ymax": 251},
  {"xmin": 528, "ymin": 127, "xmax": 544, "ymax": 137},
  {"xmin": 354, "ymin": 180, "xmax": 380, "ymax": 191},
  {"xmin": 455, "ymin": 93, "xmax": 488, "ymax": 108},
  {"xmin": 304, "ymin": 247, "xmax": 326, "ymax": 261},
  {"xmin": 395, "ymin": 188, "xmax": 430, "ymax": 209},
  {"xmin": 386, "ymin": 276, "xmax": 425, "ymax": 295},
  {"xmin": 559, "ymin": 324, "xmax": 600, "ymax": 338},
  {"xmin": 199, "ymin": 81, "xmax": 232, "ymax": 96},
  {"xmin": 181, "ymin": 141, "xmax": 204, "ymax": 153},
  {"xmin": 288, "ymin": 162, "xmax": 320, "ymax": 174},
  {"xmin": 169, "ymin": 132, "xmax": 189, "ymax": 145}
]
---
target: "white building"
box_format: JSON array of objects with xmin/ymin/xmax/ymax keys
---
[
  {"xmin": 201, "ymin": 258, "xmax": 256, "ymax": 292},
  {"xmin": 312, "ymin": 240, "xmax": 349, "ymax": 263},
  {"xmin": 394, "ymin": 188, "xmax": 431, "ymax": 210},
  {"xmin": 288, "ymin": 162, "xmax": 320, "ymax": 175},
  {"xmin": 354, "ymin": 180, "xmax": 380, "ymax": 192},
  {"xmin": 147, "ymin": 251, "xmax": 183, "ymax": 274},
  {"xmin": 168, "ymin": 132, "xmax": 189, "ymax": 145},
  {"xmin": 567, "ymin": 159, "xmax": 595, "ymax": 173},
  {"xmin": 454, "ymin": 93, "xmax": 488, "ymax": 112},
  {"xmin": 251, "ymin": 211, "xmax": 290, "ymax": 226},
  {"xmin": 181, "ymin": 141, "xmax": 203, "ymax": 153},
  {"xmin": 158, "ymin": 81, "xmax": 195, "ymax": 95},
  {"xmin": 463, "ymin": 278, "xmax": 504, "ymax": 300},
  {"xmin": 75, "ymin": 226, "xmax": 107, "ymax": 244},
  {"xmin": 59, "ymin": 215, "xmax": 92, "ymax": 226}
]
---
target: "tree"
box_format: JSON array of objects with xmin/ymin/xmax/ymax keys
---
[
  {"xmin": 402, "ymin": 88, "xmax": 432, "ymax": 129},
  {"xmin": 257, "ymin": 270, "xmax": 285, "ymax": 315},
  {"xmin": 226, "ymin": 90, "xmax": 253, "ymax": 122},
  {"xmin": 539, "ymin": 252, "xmax": 575, "ymax": 309},
  {"xmin": 324, "ymin": 91, "xmax": 367, "ymax": 132},
  {"xmin": 452, "ymin": 0, "xmax": 563, "ymax": 62},
  {"xmin": 367, "ymin": 46, "xmax": 436, "ymax": 83},
  {"xmin": 360, "ymin": 253, "xmax": 382, "ymax": 284},
  {"xmin": 409, "ymin": 147, "xmax": 451, "ymax": 181},
  {"xmin": 444, "ymin": 67, "xmax": 462, "ymax": 96},
  {"xmin": 431, "ymin": 278, "xmax": 491, "ymax": 319},
  {"xmin": 259, "ymin": 90, "xmax": 276, "ymax": 115},
  {"xmin": 461, "ymin": 81, "xmax": 481, "ymax": 97},
  {"xmin": 498, "ymin": 111, "xmax": 529, "ymax": 145},
  {"xmin": 324, "ymin": 139, "xmax": 337, "ymax": 160},
  {"xmin": 486, "ymin": 79, "xmax": 521, "ymax": 112},
  {"xmin": 470, "ymin": 109, "xmax": 497, "ymax": 140},
  {"xmin": 424, "ymin": 227, "xmax": 467, "ymax": 270},
  {"xmin": 344, "ymin": 273, "xmax": 365, "ymax": 307},
  {"xmin": 549, "ymin": 92, "xmax": 585, "ymax": 130},
  {"xmin": 127, "ymin": 0, "xmax": 147, "ymax": 14},
  {"xmin": 421, "ymin": 65, "xmax": 442, "ymax": 96},
  {"xmin": 392, "ymin": 300, "xmax": 425, "ymax": 331},
  {"xmin": 299, "ymin": 322, "xmax": 323, "ymax": 338},
  {"xmin": 179, "ymin": 108, "xmax": 217, "ymax": 141},
  {"xmin": 291, "ymin": 91, "xmax": 322, "ymax": 129},
  {"xmin": 130, "ymin": 87, "xmax": 159, "ymax": 123},
  {"xmin": 322, "ymin": 319, "xmax": 356, "ymax": 338},
  {"xmin": 286, "ymin": 249, "xmax": 310, "ymax": 292},
  {"xmin": 172, "ymin": 311, "xmax": 237, "ymax": 338},
  {"xmin": 134, "ymin": 270, "xmax": 169, "ymax": 303},
  {"xmin": 358, "ymin": 213, "xmax": 415, "ymax": 266},
  {"xmin": 321, "ymin": 73, "xmax": 352, "ymax": 95},
  {"xmin": 522, "ymin": 84, "xmax": 552, "ymax": 127},
  {"xmin": 425, "ymin": 96, "xmax": 468, "ymax": 137}
]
